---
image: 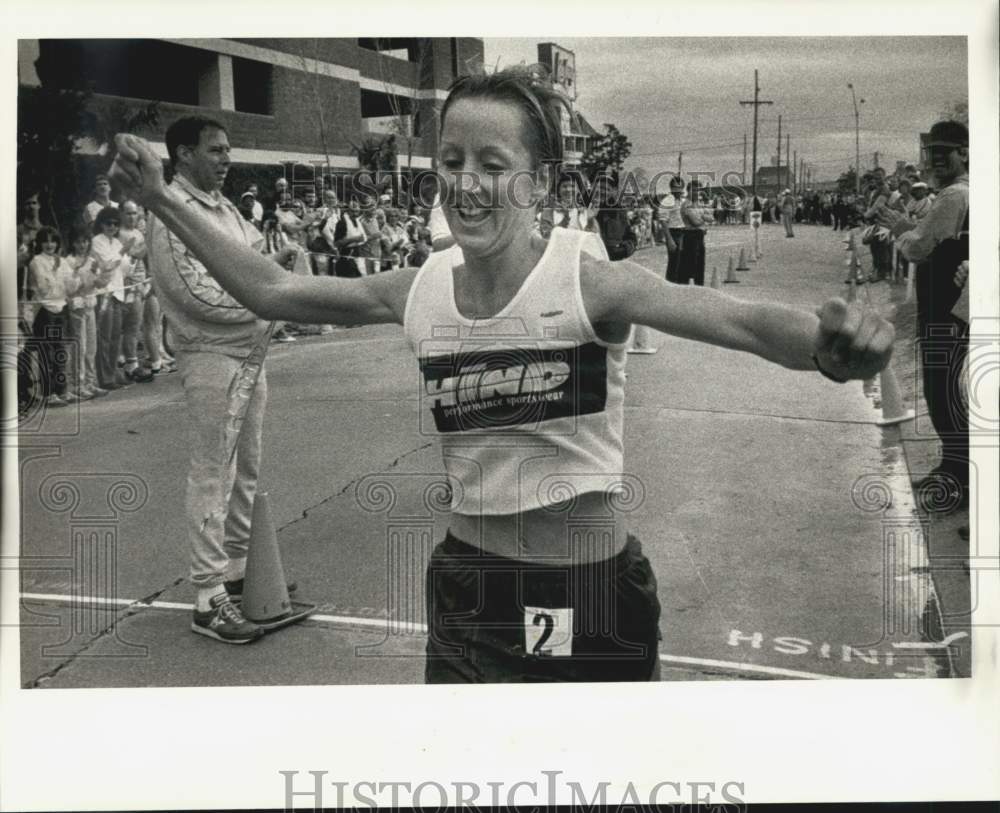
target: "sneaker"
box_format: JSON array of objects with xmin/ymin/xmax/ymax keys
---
[
  {"xmin": 76, "ymin": 390, "xmax": 95, "ymax": 402},
  {"xmin": 45, "ymin": 394, "xmax": 68, "ymax": 408},
  {"xmin": 128, "ymin": 367, "xmax": 155, "ymax": 384},
  {"xmin": 191, "ymin": 594, "xmax": 264, "ymax": 644},
  {"xmin": 274, "ymin": 332, "xmax": 296, "ymax": 343},
  {"xmin": 223, "ymin": 577, "xmax": 298, "ymax": 600},
  {"xmin": 61, "ymin": 391, "xmax": 79, "ymax": 404}
]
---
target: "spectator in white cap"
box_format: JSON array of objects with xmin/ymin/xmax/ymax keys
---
[
  {"xmin": 245, "ymin": 183, "xmax": 263, "ymax": 225},
  {"xmin": 237, "ymin": 191, "xmax": 257, "ymax": 225},
  {"xmin": 907, "ymin": 182, "xmax": 932, "ymax": 222}
]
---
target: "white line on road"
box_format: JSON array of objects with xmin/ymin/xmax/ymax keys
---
[
  {"xmin": 21, "ymin": 591, "xmax": 839, "ymax": 680},
  {"xmin": 658, "ymin": 654, "xmax": 841, "ymax": 680}
]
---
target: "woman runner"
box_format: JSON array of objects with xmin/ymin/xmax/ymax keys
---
[{"xmin": 110, "ymin": 67, "xmax": 895, "ymax": 683}]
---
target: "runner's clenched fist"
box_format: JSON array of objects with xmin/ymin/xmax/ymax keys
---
[{"xmin": 813, "ymin": 298, "xmax": 895, "ymax": 382}]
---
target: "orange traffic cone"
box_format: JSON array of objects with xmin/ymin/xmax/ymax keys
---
[
  {"xmin": 736, "ymin": 246, "xmax": 749, "ymax": 271},
  {"xmin": 242, "ymin": 492, "xmax": 316, "ymax": 631},
  {"xmin": 875, "ymin": 364, "xmax": 915, "ymax": 426},
  {"xmin": 710, "ymin": 266, "xmax": 720, "ymax": 289},
  {"xmin": 724, "ymin": 254, "xmax": 740, "ymax": 284}
]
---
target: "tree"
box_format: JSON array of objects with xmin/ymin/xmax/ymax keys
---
[
  {"xmin": 578, "ymin": 123, "xmax": 632, "ymax": 185},
  {"xmin": 75, "ymin": 98, "xmax": 160, "ymax": 156},
  {"xmin": 17, "ymin": 82, "xmax": 91, "ymax": 231},
  {"xmin": 354, "ymin": 133, "xmax": 397, "ymax": 175},
  {"xmin": 19, "ymin": 55, "xmax": 161, "ymax": 233},
  {"xmin": 836, "ymin": 167, "xmax": 858, "ymax": 195}
]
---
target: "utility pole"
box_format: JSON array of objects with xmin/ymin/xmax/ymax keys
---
[
  {"xmin": 848, "ymin": 83, "xmax": 864, "ymax": 194},
  {"xmin": 678, "ymin": 152, "xmax": 683, "ymax": 176},
  {"xmin": 776, "ymin": 114, "xmax": 782, "ymax": 191},
  {"xmin": 743, "ymin": 131, "xmax": 747, "ymax": 180},
  {"xmin": 786, "ymin": 133, "xmax": 790, "ymax": 191},
  {"xmin": 873, "ymin": 150, "xmax": 880, "ymax": 169},
  {"xmin": 739, "ymin": 69, "xmax": 773, "ymax": 198},
  {"xmin": 793, "ymin": 150, "xmax": 797, "ymax": 193}
]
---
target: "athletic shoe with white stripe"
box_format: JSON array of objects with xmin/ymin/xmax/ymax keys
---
[{"xmin": 191, "ymin": 593, "xmax": 264, "ymax": 644}]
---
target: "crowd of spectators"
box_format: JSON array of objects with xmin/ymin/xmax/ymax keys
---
[{"xmin": 17, "ymin": 176, "xmax": 175, "ymax": 415}]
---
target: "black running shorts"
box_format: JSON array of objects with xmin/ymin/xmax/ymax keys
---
[{"xmin": 424, "ymin": 532, "xmax": 661, "ymax": 683}]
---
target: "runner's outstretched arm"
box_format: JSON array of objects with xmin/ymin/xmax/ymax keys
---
[
  {"xmin": 582, "ymin": 257, "xmax": 895, "ymax": 383},
  {"xmin": 110, "ymin": 134, "xmax": 413, "ymax": 326}
]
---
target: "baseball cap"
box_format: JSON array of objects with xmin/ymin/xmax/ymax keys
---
[
  {"xmin": 911, "ymin": 182, "xmax": 928, "ymax": 190},
  {"xmin": 925, "ymin": 120, "xmax": 968, "ymax": 148}
]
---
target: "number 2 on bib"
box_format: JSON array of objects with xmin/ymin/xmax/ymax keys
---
[{"xmin": 524, "ymin": 606, "xmax": 573, "ymax": 657}]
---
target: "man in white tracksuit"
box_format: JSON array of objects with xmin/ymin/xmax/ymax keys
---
[{"xmin": 146, "ymin": 115, "xmax": 293, "ymax": 644}]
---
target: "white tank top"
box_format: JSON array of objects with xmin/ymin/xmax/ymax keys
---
[{"xmin": 403, "ymin": 228, "xmax": 626, "ymax": 516}]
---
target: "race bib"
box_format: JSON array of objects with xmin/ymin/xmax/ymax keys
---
[{"xmin": 524, "ymin": 607, "xmax": 573, "ymax": 657}]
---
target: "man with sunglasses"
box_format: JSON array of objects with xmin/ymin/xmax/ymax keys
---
[{"xmin": 876, "ymin": 120, "xmax": 970, "ymax": 512}]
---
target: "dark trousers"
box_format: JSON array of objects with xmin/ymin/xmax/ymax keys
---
[
  {"xmin": 677, "ymin": 229, "xmax": 705, "ymax": 286},
  {"xmin": 19, "ymin": 307, "xmax": 68, "ymax": 402},
  {"xmin": 664, "ymin": 229, "xmax": 686, "ymax": 283},
  {"xmin": 917, "ymin": 309, "xmax": 969, "ymax": 480}
]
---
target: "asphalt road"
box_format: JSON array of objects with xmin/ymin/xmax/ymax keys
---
[{"xmin": 16, "ymin": 221, "xmax": 963, "ymax": 686}]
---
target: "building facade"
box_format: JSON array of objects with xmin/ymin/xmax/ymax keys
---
[
  {"xmin": 536, "ymin": 42, "xmax": 598, "ymax": 167},
  {"xmin": 18, "ymin": 37, "xmax": 484, "ymax": 190}
]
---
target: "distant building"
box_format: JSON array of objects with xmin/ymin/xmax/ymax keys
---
[
  {"xmin": 536, "ymin": 42, "xmax": 598, "ymax": 166},
  {"xmin": 18, "ymin": 37, "xmax": 484, "ymax": 193},
  {"xmin": 754, "ymin": 165, "xmax": 795, "ymax": 196}
]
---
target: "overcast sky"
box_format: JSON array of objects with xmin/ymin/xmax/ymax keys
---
[{"xmin": 483, "ymin": 37, "xmax": 968, "ymax": 183}]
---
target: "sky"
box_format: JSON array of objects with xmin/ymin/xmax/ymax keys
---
[{"xmin": 483, "ymin": 37, "xmax": 968, "ymax": 184}]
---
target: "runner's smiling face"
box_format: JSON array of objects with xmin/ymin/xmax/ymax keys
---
[{"xmin": 438, "ymin": 97, "xmax": 546, "ymax": 261}]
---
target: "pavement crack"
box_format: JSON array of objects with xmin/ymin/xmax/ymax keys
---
[
  {"xmin": 277, "ymin": 441, "xmax": 436, "ymax": 533},
  {"xmin": 24, "ymin": 576, "xmax": 185, "ymax": 689}
]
